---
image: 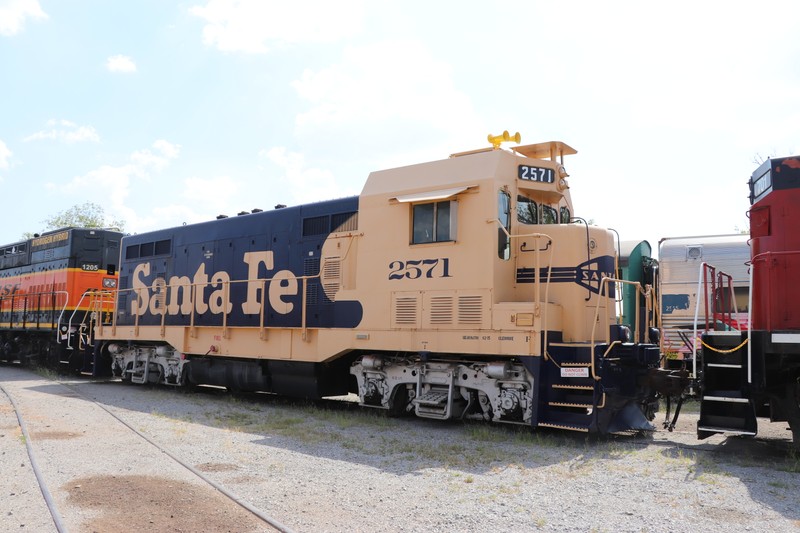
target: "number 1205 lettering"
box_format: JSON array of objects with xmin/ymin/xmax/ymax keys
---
[{"xmin": 389, "ymin": 258, "xmax": 451, "ymax": 280}]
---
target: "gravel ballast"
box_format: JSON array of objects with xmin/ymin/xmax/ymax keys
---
[{"xmin": 1, "ymin": 364, "xmax": 798, "ymax": 532}]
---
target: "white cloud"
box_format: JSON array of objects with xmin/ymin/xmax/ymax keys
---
[
  {"xmin": 292, "ymin": 40, "xmax": 480, "ymax": 136},
  {"xmin": 0, "ymin": 139, "xmax": 11, "ymax": 170},
  {"xmin": 130, "ymin": 140, "xmax": 181, "ymax": 173},
  {"xmin": 106, "ymin": 54, "xmax": 137, "ymax": 73},
  {"xmin": 183, "ymin": 175, "xmax": 239, "ymax": 203},
  {"xmin": 45, "ymin": 140, "xmax": 181, "ymax": 231},
  {"xmin": 190, "ymin": 0, "xmax": 364, "ymax": 53},
  {"xmin": 261, "ymin": 146, "xmax": 353, "ymax": 203},
  {"xmin": 179, "ymin": 175, "xmax": 246, "ymax": 221},
  {"xmin": 286, "ymin": 39, "xmax": 486, "ymax": 174},
  {"xmin": 54, "ymin": 163, "xmax": 136, "ymax": 208},
  {"xmin": 153, "ymin": 139, "xmax": 181, "ymax": 159},
  {"xmin": 0, "ymin": 0, "xmax": 47, "ymax": 36},
  {"xmin": 130, "ymin": 175, "xmax": 244, "ymax": 232},
  {"xmin": 24, "ymin": 119, "xmax": 100, "ymax": 143}
]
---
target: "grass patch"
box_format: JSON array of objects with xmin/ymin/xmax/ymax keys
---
[
  {"xmin": 768, "ymin": 480, "xmax": 790, "ymax": 490},
  {"xmin": 783, "ymin": 449, "xmax": 800, "ymax": 473},
  {"xmin": 31, "ymin": 366, "xmax": 59, "ymax": 381}
]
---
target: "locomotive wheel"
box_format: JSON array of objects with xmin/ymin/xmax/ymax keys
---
[
  {"xmin": 40, "ymin": 341, "xmax": 57, "ymax": 368},
  {"xmin": 387, "ymin": 385, "xmax": 410, "ymax": 417},
  {"xmin": 180, "ymin": 364, "xmax": 197, "ymax": 392}
]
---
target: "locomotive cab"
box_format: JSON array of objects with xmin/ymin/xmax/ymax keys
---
[{"xmin": 346, "ymin": 137, "xmax": 660, "ymax": 432}]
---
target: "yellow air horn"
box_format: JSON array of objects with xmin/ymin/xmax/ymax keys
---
[{"xmin": 487, "ymin": 130, "xmax": 521, "ymax": 149}]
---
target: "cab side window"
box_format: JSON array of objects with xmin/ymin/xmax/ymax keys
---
[
  {"xmin": 412, "ymin": 201, "xmax": 457, "ymax": 244},
  {"xmin": 498, "ymin": 191, "xmax": 511, "ymax": 260}
]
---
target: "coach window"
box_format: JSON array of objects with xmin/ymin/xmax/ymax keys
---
[
  {"xmin": 498, "ymin": 190, "xmax": 511, "ymax": 260},
  {"xmin": 412, "ymin": 201, "xmax": 457, "ymax": 244}
]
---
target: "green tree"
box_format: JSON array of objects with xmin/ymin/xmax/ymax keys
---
[{"xmin": 23, "ymin": 202, "xmax": 125, "ymax": 238}]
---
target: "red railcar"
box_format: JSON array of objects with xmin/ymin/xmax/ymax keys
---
[
  {"xmin": 699, "ymin": 156, "xmax": 800, "ymax": 446},
  {"xmin": 0, "ymin": 227, "xmax": 121, "ymax": 373},
  {"xmin": 749, "ymin": 156, "xmax": 800, "ymax": 331}
]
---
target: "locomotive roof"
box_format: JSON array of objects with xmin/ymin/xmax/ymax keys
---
[
  {"xmin": 361, "ymin": 140, "xmax": 575, "ymax": 198},
  {"xmin": 121, "ymin": 195, "xmax": 359, "ymax": 245},
  {"xmin": 0, "ymin": 226, "xmax": 121, "ymax": 251},
  {"xmin": 512, "ymin": 141, "xmax": 577, "ymax": 160}
]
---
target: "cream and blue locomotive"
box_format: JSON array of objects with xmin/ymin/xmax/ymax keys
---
[{"xmin": 97, "ymin": 134, "xmax": 660, "ymax": 434}]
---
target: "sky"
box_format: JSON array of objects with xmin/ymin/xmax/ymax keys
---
[{"xmin": 1, "ymin": 0, "xmax": 798, "ymax": 257}]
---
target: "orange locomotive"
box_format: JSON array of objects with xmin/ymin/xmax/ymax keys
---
[{"xmin": 0, "ymin": 227, "xmax": 122, "ymax": 373}]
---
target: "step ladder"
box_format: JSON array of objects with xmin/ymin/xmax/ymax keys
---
[
  {"xmin": 538, "ymin": 343, "xmax": 599, "ymax": 433},
  {"xmin": 130, "ymin": 352, "xmax": 151, "ymax": 385},
  {"xmin": 412, "ymin": 365, "xmax": 455, "ymax": 420},
  {"xmin": 697, "ymin": 331, "xmax": 756, "ymax": 439}
]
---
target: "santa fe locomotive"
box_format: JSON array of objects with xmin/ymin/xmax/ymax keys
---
[
  {"xmin": 0, "ymin": 227, "xmax": 122, "ymax": 372},
  {"xmin": 93, "ymin": 134, "xmax": 662, "ymax": 435},
  {"xmin": 698, "ymin": 154, "xmax": 800, "ymax": 445}
]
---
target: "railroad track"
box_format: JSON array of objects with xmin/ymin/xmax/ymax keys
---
[{"xmin": 0, "ymin": 365, "xmax": 293, "ymax": 533}]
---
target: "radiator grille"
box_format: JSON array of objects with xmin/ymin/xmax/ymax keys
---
[
  {"xmin": 306, "ymin": 284, "xmax": 319, "ymax": 305},
  {"xmin": 304, "ymin": 257, "xmax": 320, "ymax": 276},
  {"xmin": 331, "ymin": 211, "xmax": 358, "ymax": 232}
]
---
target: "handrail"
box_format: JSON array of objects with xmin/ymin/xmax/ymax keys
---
[
  {"xmin": 592, "ymin": 277, "xmax": 655, "ymax": 345},
  {"xmin": 106, "ymin": 232, "xmax": 364, "ymax": 343},
  {"xmin": 107, "ymin": 256, "xmax": 345, "ymax": 342},
  {"xmin": 691, "ymin": 262, "xmax": 705, "ymax": 379},
  {"xmin": 67, "ymin": 289, "xmax": 116, "ymax": 349},
  {"xmin": 94, "ymin": 289, "xmax": 118, "ymax": 338},
  {"xmin": 489, "ymin": 218, "xmax": 554, "ymax": 357},
  {"xmin": 702, "ymin": 264, "xmax": 736, "ymax": 331},
  {"xmin": 0, "ymin": 290, "xmax": 70, "ymax": 341},
  {"xmin": 590, "ymin": 277, "xmax": 656, "ymax": 380},
  {"xmin": 747, "ymin": 257, "xmax": 753, "ymax": 384},
  {"xmin": 67, "ymin": 291, "xmax": 92, "ymax": 350},
  {"xmin": 607, "ymin": 227, "xmax": 624, "ymax": 323},
  {"xmin": 691, "ymin": 262, "xmax": 740, "ymax": 378}
]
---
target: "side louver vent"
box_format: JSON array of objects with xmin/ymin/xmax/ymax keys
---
[
  {"xmin": 306, "ymin": 284, "xmax": 319, "ymax": 305},
  {"xmin": 458, "ymin": 295, "xmax": 483, "ymax": 325},
  {"xmin": 304, "ymin": 257, "xmax": 320, "ymax": 276},
  {"xmin": 151, "ymin": 276, "xmax": 167, "ymax": 312},
  {"xmin": 429, "ymin": 296, "xmax": 454, "ymax": 325},
  {"xmin": 321, "ymin": 256, "xmax": 341, "ymax": 301},
  {"xmin": 304, "ymin": 257, "xmax": 321, "ymax": 305},
  {"xmin": 393, "ymin": 296, "xmax": 419, "ymax": 327}
]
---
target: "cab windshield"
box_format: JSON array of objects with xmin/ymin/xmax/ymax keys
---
[{"xmin": 517, "ymin": 194, "xmax": 568, "ymax": 225}]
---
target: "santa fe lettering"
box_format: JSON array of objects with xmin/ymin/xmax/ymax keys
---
[{"xmin": 131, "ymin": 250, "xmax": 298, "ymax": 317}]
